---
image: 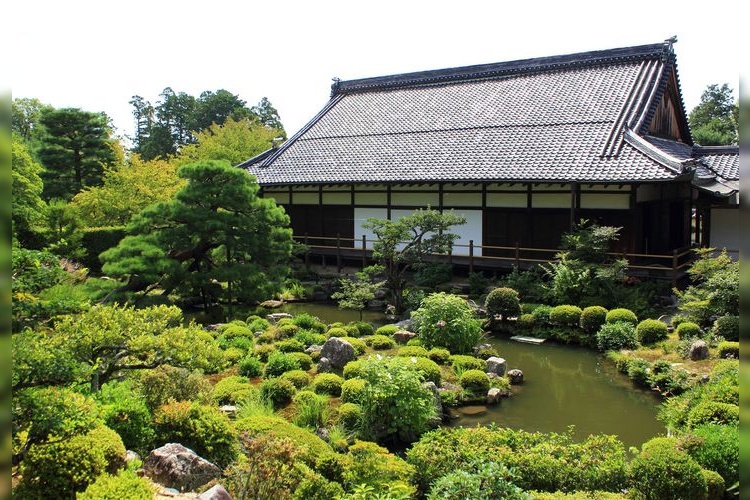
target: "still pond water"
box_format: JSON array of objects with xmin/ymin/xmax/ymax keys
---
[{"xmin": 275, "ymin": 302, "xmax": 665, "ymax": 448}]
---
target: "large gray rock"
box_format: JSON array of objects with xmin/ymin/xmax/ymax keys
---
[
  {"xmin": 507, "ymin": 369, "xmax": 524, "ymax": 385},
  {"xmin": 196, "ymin": 484, "xmax": 233, "ymax": 500},
  {"xmin": 320, "ymin": 337, "xmax": 356, "ymax": 369},
  {"xmin": 142, "ymin": 443, "xmax": 221, "ymax": 492},
  {"xmin": 317, "ymin": 357, "xmax": 332, "ymax": 373},
  {"xmin": 393, "ymin": 330, "xmax": 417, "ymax": 344},
  {"xmin": 487, "ymin": 387, "xmax": 503, "ymax": 405},
  {"xmin": 485, "ymin": 356, "xmax": 507, "ymax": 376},
  {"xmin": 689, "ymin": 340, "xmax": 709, "ymax": 361},
  {"xmin": 266, "ymin": 312, "xmax": 293, "ymax": 323},
  {"xmin": 422, "ymin": 381, "xmax": 443, "ymax": 424}
]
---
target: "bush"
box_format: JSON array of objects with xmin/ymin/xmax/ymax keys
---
[
  {"xmin": 711, "ymin": 315, "xmax": 739, "ymax": 341},
  {"xmin": 343, "ymin": 359, "xmax": 364, "ymax": 379},
  {"xmin": 264, "ymin": 351, "xmax": 302, "ymax": 378},
  {"xmin": 397, "ymin": 345, "xmax": 429, "ymax": 358},
  {"xmin": 78, "ymin": 469, "xmax": 153, "ymax": 500},
  {"xmin": 412, "ymin": 293, "xmax": 484, "ymax": 354},
  {"xmin": 287, "ymin": 351, "xmax": 313, "ymax": 370},
  {"xmin": 685, "ymin": 423, "xmax": 739, "ymax": 486},
  {"xmin": 676, "ymin": 321, "xmax": 702, "ymax": 339},
  {"xmin": 281, "ymin": 369, "xmax": 312, "ymax": 389},
  {"xmin": 96, "ymin": 381, "xmax": 155, "ymax": 453},
  {"xmin": 276, "ymin": 338, "xmax": 305, "ymax": 353},
  {"xmin": 409, "ymin": 356, "xmax": 442, "ymax": 386},
  {"xmin": 427, "ymin": 347, "xmax": 451, "ymax": 364},
  {"xmin": 247, "ymin": 317, "xmax": 271, "ymax": 332},
  {"xmin": 474, "ymin": 344, "xmax": 499, "ymax": 358},
  {"xmin": 531, "ymin": 305, "xmax": 552, "ymax": 325},
  {"xmin": 702, "ymin": 469, "xmax": 725, "ymax": 500},
  {"xmin": 628, "ymin": 437, "xmax": 707, "ymax": 500},
  {"xmin": 459, "ymin": 369, "xmax": 490, "ymax": 393},
  {"xmin": 153, "ymin": 401, "xmax": 237, "ymax": 467},
  {"xmin": 130, "ymin": 365, "xmax": 211, "ymax": 411},
  {"xmin": 484, "ymin": 287, "xmax": 521, "ymax": 319},
  {"xmin": 336, "ymin": 402, "xmax": 363, "ymax": 431},
  {"xmin": 647, "ymin": 361, "xmax": 689, "ymax": 396},
  {"xmin": 342, "ymin": 440, "xmax": 416, "ymax": 495},
  {"xmin": 516, "ymin": 313, "xmax": 536, "ymax": 330},
  {"xmin": 255, "ymin": 331, "xmax": 275, "ymax": 344},
  {"xmin": 339, "ymin": 336, "xmax": 367, "ymax": 355},
  {"xmin": 293, "ymin": 330, "xmax": 327, "ymax": 348},
  {"xmin": 18, "ymin": 426, "xmax": 126, "ymax": 497},
  {"xmin": 238, "ymin": 354, "xmax": 263, "ymax": 378},
  {"xmin": 626, "ymin": 358, "xmax": 651, "ymax": 387},
  {"xmin": 350, "ymin": 321, "xmax": 375, "ymax": 337},
  {"xmin": 450, "ymin": 354, "xmax": 486, "ymax": 372},
  {"xmin": 292, "ymin": 313, "xmax": 322, "ymax": 331},
  {"xmin": 80, "ymin": 225, "xmax": 127, "ymax": 272},
  {"xmin": 326, "ymin": 326, "xmax": 349, "ymax": 338},
  {"xmin": 276, "ymin": 323, "xmax": 300, "ymax": 338},
  {"xmin": 368, "ymin": 334, "xmax": 396, "ymax": 350},
  {"xmin": 717, "ymin": 341, "xmax": 739, "ymax": 359},
  {"xmin": 687, "ymin": 401, "xmax": 739, "ymax": 428},
  {"xmin": 259, "ymin": 378, "xmax": 297, "ymax": 409},
  {"xmin": 415, "ymin": 262, "xmax": 453, "ymax": 288},
  {"xmin": 428, "ymin": 461, "xmax": 526, "ymax": 500},
  {"xmin": 636, "ymin": 319, "xmax": 669, "ymax": 345},
  {"xmin": 212, "ymin": 375, "xmax": 254, "ymax": 405},
  {"xmin": 406, "ymin": 337, "xmax": 424, "ymax": 346},
  {"xmin": 549, "ymin": 305, "xmax": 583, "ymax": 327},
  {"xmin": 596, "ymin": 321, "xmax": 638, "ymax": 352},
  {"xmin": 233, "ymin": 415, "xmax": 331, "ymax": 465},
  {"xmin": 223, "ymin": 346, "xmax": 246, "ymax": 365},
  {"xmin": 341, "ymin": 378, "xmax": 367, "ymax": 404},
  {"xmin": 605, "ymin": 308, "xmax": 637, "ymax": 326},
  {"xmin": 254, "ymin": 343, "xmax": 277, "ymax": 362},
  {"xmin": 311, "ymin": 373, "xmax": 344, "ymax": 397},
  {"xmin": 580, "ymin": 306, "xmax": 608, "ymax": 334},
  {"xmin": 292, "ymin": 391, "xmax": 329, "ymax": 429},
  {"xmin": 374, "ymin": 324, "xmax": 399, "ymax": 336}
]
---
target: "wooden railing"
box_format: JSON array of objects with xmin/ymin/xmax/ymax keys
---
[{"xmin": 294, "ymin": 233, "xmax": 701, "ymax": 287}]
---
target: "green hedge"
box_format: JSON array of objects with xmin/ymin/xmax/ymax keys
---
[{"xmin": 81, "ymin": 226, "xmax": 127, "ymax": 272}]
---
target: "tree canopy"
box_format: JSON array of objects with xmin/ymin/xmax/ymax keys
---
[
  {"xmin": 688, "ymin": 83, "xmax": 738, "ymax": 146},
  {"xmin": 101, "ymin": 160, "xmax": 293, "ymax": 306},
  {"xmin": 12, "ymin": 136, "xmax": 47, "ymax": 246}
]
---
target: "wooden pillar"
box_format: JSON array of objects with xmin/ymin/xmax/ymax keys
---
[
  {"xmin": 469, "ymin": 240, "xmax": 474, "ymax": 274},
  {"xmin": 336, "ymin": 233, "xmax": 342, "ymax": 273},
  {"xmin": 361, "ymin": 235, "xmax": 367, "ymax": 269}
]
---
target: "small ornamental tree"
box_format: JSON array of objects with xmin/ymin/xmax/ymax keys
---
[
  {"xmin": 412, "ymin": 292, "xmax": 483, "ymax": 354},
  {"xmin": 331, "ymin": 266, "xmax": 385, "ymax": 320},
  {"xmin": 484, "ymin": 287, "xmax": 521, "ymax": 322},
  {"xmin": 363, "ymin": 208, "xmax": 466, "ymax": 314}
]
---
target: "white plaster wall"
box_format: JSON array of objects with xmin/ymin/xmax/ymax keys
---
[
  {"xmin": 580, "ymin": 193, "xmax": 629, "ymax": 209},
  {"xmin": 265, "ymin": 191, "xmax": 289, "ymax": 204},
  {"xmin": 449, "ymin": 209, "xmax": 483, "ymax": 256},
  {"xmin": 354, "ymin": 207, "xmax": 387, "ymax": 249},
  {"xmin": 710, "ymin": 208, "xmax": 740, "ymax": 255}
]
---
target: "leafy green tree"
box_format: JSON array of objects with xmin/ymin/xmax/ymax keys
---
[
  {"xmin": 412, "ymin": 292, "xmax": 483, "ymax": 353},
  {"xmin": 37, "ymin": 107, "xmax": 119, "ymax": 200},
  {"xmin": 11, "ymin": 97, "xmax": 51, "ymax": 143},
  {"xmin": 251, "ymin": 96, "xmax": 286, "ymax": 138},
  {"xmin": 44, "ymin": 198, "xmax": 85, "ymax": 260},
  {"xmin": 50, "ymin": 304, "xmax": 224, "ymax": 391},
  {"xmin": 363, "ymin": 208, "xmax": 465, "ymax": 314},
  {"xmin": 12, "ymin": 136, "xmax": 47, "ymax": 246},
  {"xmin": 331, "ymin": 266, "xmax": 385, "ymax": 320},
  {"xmin": 675, "ymin": 248, "xmax": 739, "ymax": 325},
  {"xmin": 192, "ymin": 89, "xmax": 254, "ymax": 132},
  {"xmin": 101, "ymin": 160, "xmax": 293, "ymax": 307},
  {"xmin": 177, "ymin": 117, "xmax": 280, "ymax": 167},
  {"xmin": 689, "ymin": 83, "xmax": 738, "ymax": 146}
]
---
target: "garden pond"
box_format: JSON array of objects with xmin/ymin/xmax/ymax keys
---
[{"xmin": 274, "ymin": 302, "xmax": 665, "ymax": 448}]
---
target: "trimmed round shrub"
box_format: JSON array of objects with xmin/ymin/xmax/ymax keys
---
[
  {"xmin": 580, "ymin": 306, "xmax": 607, "ymax": 334},
  {"xmin": 520, "ymin": 303, "xmax": 542, "ymax": 314},
  {"xmin": 368, "ymin": 334, "xmax": 396, "ymax": 350},
  {"xmin": 326, "ymin": 326, "xmax": 348, "ymax": 338},
  {"xmin": 408, "ymin": 356, "xmax": 442, "ymax": 385},
  {"xmin": 686, "ymin": 423, "xmax": 739, "ymax": 486},
  {"xmin": 412, "ymin": 292, "xmax": 484, "ymax": 354},
  {"xmin": 218, "ymin": 333, "xmax": 254, "ymax": 352},
  {"xmin": 247, "ymin": 317, "xmax": 271, "ymax": 332},
  {"xmin": 516, "ymin": 313, "xmax": 535, "ymax": 330},
  {"xmin": 636, "ymin": 319, "xmax": 669, "ymax": 345},
  {"xmin": 259, "ymin": 377, "xmax": 297, "ymax": 408},
  {"xmin": 280, "ymin": 369, "xmax": 312, "ymax": 389},
  {"xmin": 78, "ymin": 469, "xmax": 153, "ymax": 500},
  {"xmin": 276, "ymin": 323, "xmax": 300, "ymax": 338},
  {"xmin": 374, "ymin": 324, "xmax": 399, "ymax": 336},
  {"xmin": 223, "ymin": 346, "xmax": 246, "ymax": 365},
  {"xmin": 596, "ymin": 321, "xmax": 638, "ymax": 352},
  {"xmin": 311, "ymin": 373, "xmax": 344, "ymax": 396},
  {"xmin": 711, "ymin": 315, "xmax": 739, "ymax": 341},
  {"xmin": 254, "ymin": 343, "xmax": 276, "ymax": 362},
  {"xmin": 212, "ymin": 375, "xmax": 254, "ymax": 405},
  {"xmin": 676, "ymin": 321, "xmax": 702, "ymax": 339},
  {"xmin": 459, "ymin": 369, "xmax": 490, "ymax": 393},
  {"xmin": 339, "ymin": 336, "xmax": 367, "ymax": 355},
  {"xmin": 287, "ymin": 351, "xmax": 313, "ymax": 370},
  {"xmin": 264, "ymin": 351, "xmax": 302, "ymax": 378},
  {"xmin": 153, "ymin": 401, "xmax": 238, "ymax": 468},
  {"xmin": 343, "ymin": 324, "xmax": 361, "ymax": 337},
  {"xmin": 255, "ymin": 331, "xmax": 275, "ymax": 344},
  {"xmin": 343, "ymin": 440, "xmax": 417, "ymax": 494},
  {"xmin": 351, "ymin": 321, "xmax": 375, "ymax": 337},
  {"xmin": 406, "ymin": 338, "xmax": 424, "ymax": 347},
  {"xmin": 275, "ymin": 338, "xmax": 305, "ymax": 353},
  {"xmin": 531, "ymin": 305, "xmax": 552, "ymax": 325},
  {"xmin": 628, "ymin": 437, "xmax": 706, "ymax": 500},
  {"xmin": 605, "ymin": 308, "xmax": 638, "ymax": 326},
  {"xmin": 702, "ymin": 469, "xmax": 725, "ymax": 500},
  {"xmin": 687, "ymin": 401, "xmax": 739, "ymax": 427},
  {"xmin": 343, "ymin": 359, "xmax": 364, "ymax": 379},
  {"xmin": 292, "ymin": 313, "xmax": 323, "ymax": 331},
  {"xmin": 341, "ymin": 378, "xmax": 367, "ymax": 404},
  {"xmin": 18, "ymin": 426, "xmax": 126, "ymax": 497},
  {"xmin": 293, "ymin": 330, "xmax": 327, "ymax": 348},
  {"xmin": 336, "ymin": 402, "xmax": 363, "ymax": 431},
  {"xmin": 484, "ymin": 287, "xmax": 521, "ymax": 319},
  {"xmin": 238, "ymin": 354, "xmax": 262, "ymax": 378},
  {"xmin": 717, "ymin": 341, "xmax": 739, "ymax": 359},
  {"xmin": 397, "ymin": 345, "xmax": 429, "ymax": 358},
  {"xmin": 233, "ymin": 415, "xmax": 331, "ymax": 465},
  {"xmin": 427, "ymin": 347, "xmax": 451, "ymax": 365},
  {"xmin": 549, "ymin": 305, "xmax": 583, "ymax": 327},
  {"xmin": 450, "ymin": 354, "xmax": 486, "ymax": 372}
]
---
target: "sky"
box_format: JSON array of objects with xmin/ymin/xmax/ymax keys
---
[{"xmin": 9, "ymin": 1, "xmax": 741, "ymax": 144}]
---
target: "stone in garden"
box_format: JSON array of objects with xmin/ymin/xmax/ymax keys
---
[
  {"xmin": 196, "ymin": 484, "xmax": 233, "ymax": 500},
  {"xmin": 315, "ymin": 427, "xmax": 330, "ymax": 441},
  {"xmin": 320, "ymin": 337, "xmax": 356, "ymax": 368},
  {"xmin": 487, "ymin": 387, "xmax": 503, "ymax": 405},
  {"xmin": 394, "ymin": 318, "xmax": 414, "ymax": 331},
  {"xmin": 259, "ymin": 299, "xmax": 284, "ymax": 308},
  {"xmin": 305, "ymin": 344, "xmax": 323, "ymax": 354},
  {"xmin": 422, "ymin": 381, "xmax": 443, "ymax": 423},
  {"xmin": 689, "ymin": 340, "xmax": 709, "ymax": 361},
  {"xmin": 507, "ymin": 369, "xmax": 524, "ymax": 385},
  {"xmin": 266, "ymin": 312, "xmax": 293, "ymax": 323},
  {"xmin": 485, "ymin": 356, "xmax": 507, "ymax": 376},
  {"xmin": 458, "ymin": 405, "xmax": 487, "ymax": 416},
  {"xmin": 219, "ymin": 405, "xmax": 237, "ymax": 419},
  {"xmin": 393, "ymin": 330, "xmax": 417, "ymax": 344},
  {"xmin": 317, "ymin": 357, "xmax": 332, "ymax": 373},
  {"xmin": 142, "ymin": 443, "xmax": 221, "ymax": 492},
  {"xmin": 367, "ymin": 299, "xmax": 387, "ymax": 310},
  {"xmin": 374, "ymin": 288, "xmax": 388, "ymax": 300},
  {"xmin": 125, "ymin": 450, "xmax": 140, "ymax": 463}
]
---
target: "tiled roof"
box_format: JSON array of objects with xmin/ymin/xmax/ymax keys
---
[
  {"xmin": 694, "ymin": 146, "xmax": 739, "ymax": 181},
  {"xmin": 243, "ymin": 40, "xmax": 696, "ymax": 186}
]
